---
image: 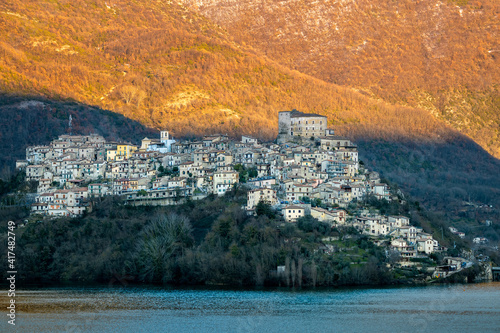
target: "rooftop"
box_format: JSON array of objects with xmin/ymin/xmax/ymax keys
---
[
  {"xmin": 280, "ymin": 110, "xmax": 327, "ymax": 118},
  {"xmin": 283, "ymin": 205, "xmax": 305, "ymax": 210}
]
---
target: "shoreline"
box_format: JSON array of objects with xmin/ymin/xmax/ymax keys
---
[{"xmin": 3, "ymin": 278, "xmax": 496, "ymax": 292}]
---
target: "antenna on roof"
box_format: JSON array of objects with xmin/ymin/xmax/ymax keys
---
[{"xmin": 68, "ymin": 115, "xmax": 73, "ymax": 135}]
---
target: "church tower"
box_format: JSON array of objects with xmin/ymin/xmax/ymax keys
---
[
  {"xmin": 160, "ymin": 130, "xmax": 176, "ymax": 152},
  {"xmin": 160, "ymin": 130, "xmax": 170, "ymax": 143}
]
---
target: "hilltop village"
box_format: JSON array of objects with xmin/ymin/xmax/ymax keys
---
[{"xmin": 17, "ymin": 110, "xmax": 450, "ymax": 269}]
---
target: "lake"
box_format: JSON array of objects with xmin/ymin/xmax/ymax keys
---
[{"xmin": 2, "ymin": 282, "xmax": 500, "ymax": 332}]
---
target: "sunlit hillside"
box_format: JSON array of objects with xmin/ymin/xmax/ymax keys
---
[
  {"xmin": 0, "ymin": 0, "xmax": 452, "ymax": 141},
  {"xmin": 0, "ymin": 0, "xmax": 499, "ymax": 215},
  {"xmin": 181, "ymin": 0, "xmax": 500, "ymax": 158}
]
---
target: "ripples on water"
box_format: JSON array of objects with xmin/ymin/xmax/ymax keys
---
[{"xmin": 2, "ymin": 283, "xmax": 500, "ymax": 332}]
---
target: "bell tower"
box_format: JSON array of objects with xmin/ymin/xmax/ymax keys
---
[
  {"xmin": 160, "ymin": 130, "xmax": 169, "ymax": 143},
  {"xmin": 160, "ymin": 130, "xmax": 176, "ymax": 152}
]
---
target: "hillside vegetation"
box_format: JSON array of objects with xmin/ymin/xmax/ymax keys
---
[
  {"xmin": 0, "ymin": 0, "xmax": 452, "ymax": 140},
  {"xmin": 0, "ymin": 189, "xmax": 464, "ymax": 287},
  {"xmin": 181, "ymin": 0, "xmax": 500, "ymax": 158},
  {"xmin": 0, "ymin": 0, "xmax": 499, "ymax": 216}
]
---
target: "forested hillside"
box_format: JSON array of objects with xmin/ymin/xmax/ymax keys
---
[
  {"xmin": 181, "ymin": 0, "xmax": 500, "ymax": 158},
  {"xmin": 0, "ymin": 0, "xmax": 457, "ymax": 140},
  {"xmin": 0, "ymin": 0, "xmax": 499, "ymax": 219},
  {"xmin": 2, "ymin": 189, "xmax": 479, "ymax": 287}
]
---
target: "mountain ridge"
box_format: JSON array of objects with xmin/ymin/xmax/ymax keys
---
[
  {"xmin": 180, "ymin": 0, "xmax": 500, "ymax": 158},
  {"xmin": 0, "ymin": 0, "xmax": 459, "ymax": 141},
  {"xmin": 0, "ymin": 0, "xmax": 499, "ymax": 220}
]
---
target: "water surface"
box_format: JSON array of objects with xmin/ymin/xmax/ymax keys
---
[{"xmin": 2, "ymin": 282, "xmax": 499, "ymax": 332}]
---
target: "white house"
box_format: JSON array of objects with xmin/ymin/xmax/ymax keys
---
[{"xmin": 283, "ymin": 205, "xmax": 305, "ymax": 222}]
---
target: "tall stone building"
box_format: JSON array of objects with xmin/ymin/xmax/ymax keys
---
[{"xmin": 277, "ymin": 110, "xmax": 327, "ymax": 143}]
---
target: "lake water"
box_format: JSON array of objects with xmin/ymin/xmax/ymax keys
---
[{"xmin": 3, "ymin": 282, "xmax": 500, "ymax": 332}]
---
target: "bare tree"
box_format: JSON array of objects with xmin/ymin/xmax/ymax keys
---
[
  {"xmin": 297, "ymin": 258, "xmax": 303, "ymax": 288},
  {"xmin": 285, "ymin": 256, "xmax": 290, "ymax": 287},
  {"xmin": 120, "ymin": 85, "xmax": 137, "ymax": 104},
  {"xmin": 311, "ymin": 260, "xmax": 317, "ymax": 287},
  {"xmin": 135, "ymin": 89, "xmax": 147, "ymax": 107},
  {"xmin": 255, "ymin": 263, "xmax": 264, "ymax": 286}
]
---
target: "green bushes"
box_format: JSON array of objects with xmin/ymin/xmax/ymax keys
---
[
  {"xmin": 297, "ymin": 215, "xmax": 330, "ymax": 235},
  {"xmin": 134, "ymin": 213, "xmax": 193, "ymax": 283}
]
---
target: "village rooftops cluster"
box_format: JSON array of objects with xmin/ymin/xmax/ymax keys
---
[{"xmin": 17, "ymin": 110, "xmax": 443, "ymax": 265}]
